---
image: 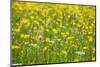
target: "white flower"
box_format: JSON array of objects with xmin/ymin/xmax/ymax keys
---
[
  {"xmin": 57, "ymin": 39, "xmax": 61, "ymax": 41},
  {"xmin": 49, "ymin": 40, "xmax": 55, "ymax": 44},
  {"xmin": 29, "ymin": 43, "xmax": 38, "ymax": 47},
  {"xmin": 75, "ymin": 51, "xmax": 85, "ymax": 55}
]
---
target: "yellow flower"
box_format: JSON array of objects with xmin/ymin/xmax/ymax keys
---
[
  {"xmin": 60, "ymin": 24, "xmax": 63, "ymax": 28},
  {"xmin": 72, "ymin": 22, "xmax": 76, "ymax": 25},
  {"xmin": 12, "ymin": 2, "xmax": 24, "ymax": 11},
  {"xmin": 34, "ymin": 20, "xmax": 39, "ymax": 25},
  {"xmin": 24, "ymin": 42, "xmax": 29, "ymax": 45},
  {"xmin": 84, "ymin": 24, "xmax": 89, "ymax": 30},
  {"xmin": 12, "ymin": 45, "xmax": 20, "ymax": 49},
  {"xmin": 77, "ymin": 24, "xmax": 81, "ymax": 28},
  {"xmin": 20, "ymin": 34, "xmax": 29, "ymax": 39},
  {"xmin": 30, "ymin": 44, "xmax": 38, "ymax": 48},
  {"xmin": 61, "ymin": 32, "xmax": 66, "ymax": 37},
  {"xmin": 43, "ymin": 46, "xmax": 48, "ymax": 51},
  {"xmin": 68, "ymin": 15, "xmax": 70, "ymax": 18},
  {"xmin": 61, "ymin": 32, "xmax": 64, "ymax": 35},
  {"xmin": 88, "ymin": 36, "xmax": 93, "ymax": 42},
  {"xmin": 88, "ymin": 31, "xmax": 92, "ymax": 35},
  {"xmin": 56, "ymin": 19, "xmax": 61, "ymax": 23},
  {"xmin": 33, "ymin": 27, "xmax": 37, "ymax": 30},
  {"xmin": 15, "ymin": 28, "xmax": 20, "ymax": 32},
  {"xmin": 30, "ymin": 16, "xmax": 35, "ymax": 20},
  {"xmin": 46, "ymin": 23, "xmax": 50, "ymax": 28},
  {"xmin": 66, "ymin": 32, "xmax": 69, "ymax": 35},
  {"xmin": 46, "ymin": 37, "xmax": 50, "ymax": 42},
  {"xmin": 59, "ymin": 16, "xmax": 63, "ymax": 19},
  {"xmin": 67, "ymin": 36, "xmax": 74, "ymax": 40},
  {"xmin": 38, "ymin": 35, "xmax": 43, "ymax": 38},
  {"xmin": 52, "ymin": 29, "xmax": 58, "ymax": 33},
  {"xmin": 24, "ymin": 34, "xmax": 29, "ymax": 38},
  {"xmin": 83, "ymin": 47, "xmax": 88, "ymax": 49},
  {"xmin": 89, "ymin": 26, "xmax": 93, "ymax": 29},
  {"xmin": 46, "ymin": 28, "xmax": 49, "ymax": 32},
  {"xmin": 47, "ymin": 16, "xmax": 51, "ymax": 20},
  {"xmin": 20, "ymin": 34, "xmax": 24, "ymax": 38},
  {"xmin": 62, "ymin": 50, "xmax": 68, "ymax": 55},
  {"xmin": 33, "ymin": 27, "xmax": 38, "ymax": 32},
  {"xmin": 20, "ymin": 18, "xmax": 30, "ymax": 25},
  {"xmin": 44, "ymin": 9, "xmax": 48, "ymax": 15},
  {"xmin": 40, "ymin": 26, "xmax": 44, "ymax": 30}
]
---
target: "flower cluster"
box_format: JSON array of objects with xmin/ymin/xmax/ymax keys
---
[{"xmin": 12, "ymin": 1, "xmax": 96, "ymax": 64}]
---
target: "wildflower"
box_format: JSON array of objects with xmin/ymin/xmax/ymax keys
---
[
  {"xmin": 52, "ymin": 29, "xmax": 58, "ymax": 33},
  {"xmin": 83, "ymin": 47, "xmax": 88, "ymax": 49},
  {"xmin": 20, "ymin": 34, "xmax": 29, "ymax": 39},
  {"xmin": 29, "ymin": 43, "xmax": 38, "ymax": 48},
  {"xmin": 12, "ymin": 45, "xmax": 20, "ymax": 49},
  {"xmin": 33, "ymin": 27, "xmax": 38, "ymax": 32},
  {"xmin": 24, "ymin": 42, "xmax": 29, "ymax": 45},
  {"xmin": 46, "ymin": 37, "xmax": 50, "ymax": 42},
  {"xmin": 33, "ymin": 26, "xmax": 37, "ymax": 30},
  {"xmin": 89, "ymin": 26, "xmax": 93, "ymax": 29},
  {"xmin": 66, "ymin": 32, "xmax": 69, "ymax": 35},
  {"xmin": 56, "ymin": 39, "xmax": 61, "ymax": 41},
  {"xmin": 47, "ymin": 16, "xmax": 51, "ymax": 20},
  {"xmin": 61, "ymin": 32, "xmax": 66, "ymax": 37},
  {"xmin": 85, "ymin": 25, "xmax": 89, "ymax": 30},
  {"xmin": 61, "ymin": 32, "xmax": 65, "ymax": 36},
  {"xmin": 62, "ymin": 50, "xmax": 68, "ymax": 55},
  {"xmin": 88, "ymin": 31, "xmax": 92, "ymax": 35},
  {"xmin": 20, "ymin": 18, "xmax": 29, "ymax": 25},
  {"xmin": 13, "ymin": 2, "xmax": 24, "ymax": 11},
  {"xmin": 72, "ymin": 22, "xmax": 76, "ymax": 25},
  {"xmin": 77, "ymin": 24, "xmax": 81, "ymax": 28},
  {"xmin": 87, "ymin": 36, "xmax": 93, "ymax": 42},
  {"xmin": 20, "ymin": 34, "xmax": 24, "ymax": 38},
  {"xmin": 40, "ymin": 26, "xmax": 44, "ymax": 30},
  {"xmin": 49, "ymin": 40, "xmax": 55, "ymax": 44},
  {"xmin": 43, "ymin": 46, "xmax": 48, "ymax": 51},
  {"xmin": 15, "ymin": 28, "xmax": 20, "ymax": 32},
  {"xmin": 60, "ymin": 24, "xmax": 63, "ymax": 28},
  {"xmin": 56, "ymin": 19, "xmax": 61, "ymax": 23},
  {"xmin": 24, "ymin": 34, "xmax": 29, "ymax": 38},
  {"xmin": 38, "ymin": 35, "xmax": 43, "ymax": 39},
  {"xmin": 67, "ymin": 36, "xmax": 74, "ymax": 40},
  {"xmin": 42, "ymin": 8, "xmax": 48, "ymax": 15},
  {"xmin": 30, "ymin": 16, "xmax": 35, "ymax": 20},
  {"xmin": 68, "ymin": 15, "xmax": 70, "ymax": 18},
  {"xmin": 75, "ymin": 51, "xmax": 85, "ymax": 55},
  {"xmin": 45, "ymin": 23, "xmax": 50, "ymax": 28},
  {"xmin": 46, "ymin": 28, "xmax": 49, "ymax": 32},
  {"xmin": 34, "ymin": 21, "xmax": 39, "ymax": 25}
]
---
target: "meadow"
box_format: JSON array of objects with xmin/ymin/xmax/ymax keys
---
[{"xmin": 11, "ymin": 1, "xmax": 96, "ymax": 65}]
